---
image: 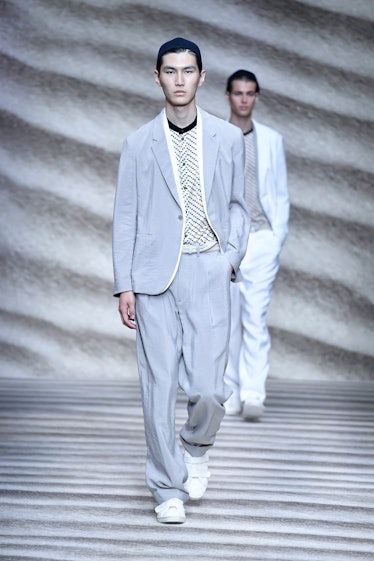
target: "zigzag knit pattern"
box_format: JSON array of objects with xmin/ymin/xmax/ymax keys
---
[
  {"xmin": 170, "ymin": 126, "xmax": 216, "ymax": 247},
  {"xmin": 244, "ymin": 131, "xmax": 269, "ymax": 229}
]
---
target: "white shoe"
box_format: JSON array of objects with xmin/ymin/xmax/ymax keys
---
[
  {"xmin": 224, "ymin": 392, "xmax": 241, "ymax": 415},
  {"xmin": 242, "ymin": 397, "xmax": 265, "ymax": 420},
  {"xmin": 155, "ymin": 498, "xmax": 186, "ymax": 524},
  {"xmin": 184, "ymin": 451, "xmax": 210, "ymax": 500}
]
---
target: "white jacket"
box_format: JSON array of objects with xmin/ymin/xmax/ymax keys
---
[{"xmin": 253, "ymin": 119, "xmax": 289, "ymax": 245}]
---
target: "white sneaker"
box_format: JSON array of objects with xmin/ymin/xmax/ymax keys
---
[
  {"xmin": 242, "ymin": 397, "xmax": 265, "ymax": 420},
  {"xmin": 224, "ymin": 392, "xmax": 241, "ymax": 415},
  {"xmin": 155, "ymin": 498, "xmax": 186, "ymax": 524},
  {"xmin": 184, "ymin": 451, "xmax": 210, "ymax": 500}
]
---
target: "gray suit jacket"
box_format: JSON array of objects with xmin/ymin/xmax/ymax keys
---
[{"xmin": 113, "ymin": 107, "xmax": 249, "ymax": 296}]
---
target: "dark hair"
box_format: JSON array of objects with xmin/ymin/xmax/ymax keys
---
[
  {"xmin": 156, "ymin": 48, "xmax": 202, "ymax": 73},
  {"xmin": 226, "ymin": 70, "xmax": 260, "ymax": 93},
  {"xmin": 156, "ymin": 37, "xmax": 202, "ymax": 73}
]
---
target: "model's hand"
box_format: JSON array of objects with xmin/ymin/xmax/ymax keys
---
[{"xmin": 118, "ymin": 291, "xmax": 137, "ymax": 329}]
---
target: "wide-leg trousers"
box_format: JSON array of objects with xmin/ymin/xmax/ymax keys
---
[
  {"xmin": 135, "ymin": 250, "xmax": 233, "ymax": 504},
  {"xmin": 226, "ymin": 230, "xmax": 281, "ymax": 403}
]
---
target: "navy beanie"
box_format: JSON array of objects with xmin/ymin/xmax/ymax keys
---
[{"xmin": 156, "ymin": 37, "xmax": 202, "ymax": 71}]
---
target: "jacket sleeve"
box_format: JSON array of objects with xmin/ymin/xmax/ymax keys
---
[
  {"xmin": 272, "ymin": 134, "xmax": 289, "ymax": 245},
  {"xmin": 112, "ymin": 139, "xmax": 137, "ymax": 296}
]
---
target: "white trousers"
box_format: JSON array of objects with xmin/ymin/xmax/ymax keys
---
[
  {"xmin": 225, "ymin": 230, "xmax": 281, "ymax": 403},
  {"xmin": 135, "ymin": 250, "xmax": 232, "ymax": 504}
]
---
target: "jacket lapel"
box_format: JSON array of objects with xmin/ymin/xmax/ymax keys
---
[
  {"xmin": 201, "ymin": 110, "xmax": 219, "ymax": 201},
  {"xmin": 151, "ymin": 112, "xmax": 180, "ymax": 205},
  {"xmin": 151, "ymin": 109, "xmax": 219, "ymax": 205},
  {"xmin": 253, "ymin": 119, "xmax": 266, "ymax": 196}
]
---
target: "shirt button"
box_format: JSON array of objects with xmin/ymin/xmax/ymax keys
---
[{"xmin": 178, "ymin": 215, "xmax": 183, "ymax": 220}]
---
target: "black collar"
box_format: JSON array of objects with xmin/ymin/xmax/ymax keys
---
[{"xmin": 168, "ymin": 116, "xmax": 197, "ymax": 134}]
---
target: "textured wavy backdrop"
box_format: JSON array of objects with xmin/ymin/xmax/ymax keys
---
[{"xmin": 1, "ymin": 0, "xmax": 373, "ymax": 380}]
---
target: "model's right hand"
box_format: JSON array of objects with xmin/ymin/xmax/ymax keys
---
[{"xmin": 118, "ymin": 291, "xmax": 137, "ymax": 329}]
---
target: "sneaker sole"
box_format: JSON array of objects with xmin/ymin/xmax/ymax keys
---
[
  {"xmin": 184, "ymin": 482, "xmax": 209, "ymax": 500},
  {"xmin": 242, "ymin": 402, "xmax": 264, "ymax": 420},
  {"xmin": 188, "ymin": 494, "xmax": 205, "ymax": 501},
  {"xmin": 157, "ymin": 515, "xmax": 186, "ymax": 524}
]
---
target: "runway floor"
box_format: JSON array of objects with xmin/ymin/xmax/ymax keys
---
[{"xmin": 1, "ymin": 376, "xmax": 373, "ymax": 561}]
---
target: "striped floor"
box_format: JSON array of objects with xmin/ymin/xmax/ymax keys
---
[{"xmin": 1, "ymin": 377, "xmax": 373, "ymax": 561}]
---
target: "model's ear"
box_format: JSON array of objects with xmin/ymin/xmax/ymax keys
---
[
  {"xmin": 198, "ymin": 69, "xmax": 206, "ymax": 87},
  {"xmin": 154, "ymin": 69, "xmax": 161, "ymax": 86}
]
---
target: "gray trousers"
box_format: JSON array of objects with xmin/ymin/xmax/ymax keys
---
[{"xmin": 135, "ymin": 250, "xmax": 233, "ymax": 504}]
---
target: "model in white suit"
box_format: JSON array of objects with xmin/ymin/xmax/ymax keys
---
[
  {"xmin": 113, "ymin": 40, "xmax": 249, "ymax": 523},
  {"xmin": 224, "ymin": 70, "xmax": 289, "ymax": 420}
]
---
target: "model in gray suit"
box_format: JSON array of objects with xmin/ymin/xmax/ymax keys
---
[{"xmin": 112, "ymin": 38, "xmax": 249, "ymax": 524}]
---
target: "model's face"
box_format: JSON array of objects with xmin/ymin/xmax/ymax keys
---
[
  {"xmin": 154, "ymin": 51, "xmax": 205, "ymax": 107},
  {"xmin": 227, "ymin": 79, "xmax": 258, "ymax": 118}
]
